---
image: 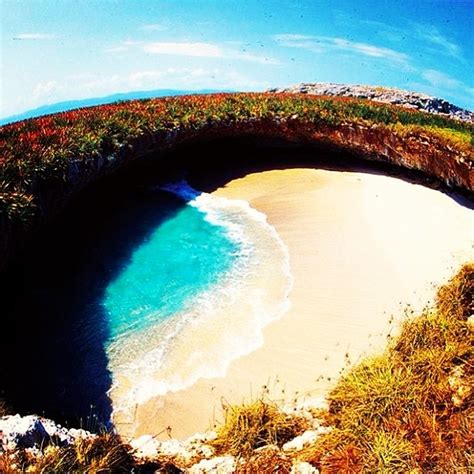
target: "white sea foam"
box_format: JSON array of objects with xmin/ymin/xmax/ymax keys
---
[{"xmin": 108, "ymin": 179, "xmax": 293, "ymax": 413}]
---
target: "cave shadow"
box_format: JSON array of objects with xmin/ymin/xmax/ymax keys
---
[
  {"xmin": 157, "ymin": 136, "xmax": 473, "ymax": 211},
  {"xmin": 0, "ymin": 170, "xmax": 187, "ymax": 430},
  {"xmin": 0, "ymin": 135, "xmax": 471, "ymax": 432}
]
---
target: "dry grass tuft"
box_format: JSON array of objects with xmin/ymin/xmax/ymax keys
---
[
  {"xmin": 236, "ymin": 445, "xmax": 292, "ymax": 473},
  {"xmin": 211, "ymin": 398, "xmax": 309, "ymax": 457},
  {"xmin": 0, "ymin": 397, "xmax": 12, "ymax": 417},
  {"xmin": 300, "ymin": 263, "xmax": 474, "ymax": 473},
  {"xmin": 0, "ymin": 432, "xmax": 135, "ymax": 473}
]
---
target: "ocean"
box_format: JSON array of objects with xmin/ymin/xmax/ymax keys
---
[{"xmin": 105, "ymin": 180, "xmax": 292, "ymax": 417}]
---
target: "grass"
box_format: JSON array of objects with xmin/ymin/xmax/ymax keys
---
[
  {"xmin": 211, "ymin": 398, "xmax": 309, "ymax": 457},
  {"xmin": 0, "ymin": 433, "xmax": 135, "ymax": 473},
  {"xmin": 235, "ymin": 446, "xmax": 293, "ymax": 473},
  {"xmin": 0, "ymin": 264, "xmax": 472, "ymax": 471},
  {"xmin": 300, "ymin": 263, "xmax": 474, "ymax": 473},
  {"xmin": 0, "ymin": 93, "xmax": 472, "ymax": 225}
]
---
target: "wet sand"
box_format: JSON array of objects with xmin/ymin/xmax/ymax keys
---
[{"xmin": 115, "ymin": 168, "xmax": 473, "ymax": 440}]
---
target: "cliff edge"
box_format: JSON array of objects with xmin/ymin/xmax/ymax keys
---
[{"xmin": 268, "ymin": 83, "xmax": 474, "ymax": 123}]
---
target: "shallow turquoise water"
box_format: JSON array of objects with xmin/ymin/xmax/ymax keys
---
[{"xmin": 102, "ymin": 200, "xmax": 239, "ymax": 343}]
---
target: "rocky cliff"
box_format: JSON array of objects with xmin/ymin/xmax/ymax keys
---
[
  {"xmin": 268, "ymin": 83, "xmax": 474, "ymax": 122},
  {"xmin": 0, "ymin": 93, "xmax": 472, "ymax": 274}
]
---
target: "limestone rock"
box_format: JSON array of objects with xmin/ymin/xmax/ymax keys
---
[
  {"xmin": 283, "ymin": 430, "xmax": 319, "ymax": 451},
  {"xmin": 0, "ymin": 414, "xmax": 94, "ymax": 452},
  {"xmin": 282, "ymin": 396, "xmax": 328, "ymax": 428},
  {"xmin": 467, "ymin": 314, "xmax": 474, "ymax": 329},
  {"xmin": 291, "ymin": 461, "xmax": 320, "ymax": 474},
  {"xmin": 130, "ymin": 434, "xmax": 160, "ymax": 459},
  {"xmin": 268, "ymin": 83, "xmax": 474, "ymax": 122},
  {"xmin": 131, "ymin": 431, "xmax": 216, "ymax": 463},
  {"xmin": 0, "ymin": 415, "xmax": 49, "ymax": 451}
]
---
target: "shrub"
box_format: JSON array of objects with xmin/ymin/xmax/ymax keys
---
[{"xmin": 211, "ymin": 398, "xmax": 308, "ymax": 457}]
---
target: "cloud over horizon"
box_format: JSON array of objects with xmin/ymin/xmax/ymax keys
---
[
  {"xmin": 273, "ymin": 34, "xmax": 410, "ymax": 66},
  {"xmin": 106, "ymin": 40, "xmax": 280, "ymax": 65},
  {"xmin": 13, "ymin": 33, "xmax": 57, "ymax": 40}
]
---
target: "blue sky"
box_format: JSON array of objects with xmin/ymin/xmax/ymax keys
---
[{"xmin": 1, "ymin": 0, "xmax": 473, "ymax": 118}]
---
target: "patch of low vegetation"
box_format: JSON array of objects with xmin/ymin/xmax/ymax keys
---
[
  {"xmin": 0, "ymin": 433, "xmax": 136, "ymax": 473},
  {"xmin": 300, "ymin": 263, "xmax": 474, "ymax": 473},
  {"xmin": 0, "ymin": 397, "xmax": 12, "ymax": 417},
  {"xmin": 235, "ymin": 445, "xmax": 292, "ymax": 473},
  {"xmin": 0, "ymin": 264, "xmax": 472, "ymax": 471},
  {"xmin": 1, "ymin": 93, "xmax": 473, "ymax": 225},
  {"xmin": 211, "ymin": 398, "xmax": 309, "ymax": 457}
]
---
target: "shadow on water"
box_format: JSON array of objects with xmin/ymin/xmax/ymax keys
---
[{"xmin": 0, "ymin": 171, "xmax": 187, "ymax": 430}]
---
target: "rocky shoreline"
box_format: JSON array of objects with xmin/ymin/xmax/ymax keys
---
[
  {"xmin": 268, "ymin": 83, "xmax": 474, "ymax": 122},
  {"xmin": 0, "ymin": 397, "xmax": 329, "ymax": 473}
]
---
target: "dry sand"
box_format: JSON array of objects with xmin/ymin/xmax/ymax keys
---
[{"xmin": 116, "ymin": 168, "xmax": 473, "ymax": 440}]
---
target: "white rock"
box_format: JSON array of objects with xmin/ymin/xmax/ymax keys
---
[
  {"xmin": 189, "ymin": 455, "xmax": 235, "ymax": 474},
  {"xmin": 130, "ymin": 434, "xmax": 160, "ymax": 459},
  {"xmin": 67, "ymin": 427, "xmax": 93, "ymax": 441},
  {"xmin": 291, "ymin": 461, "xmax": 319, "ymax": 474},
  {"xmin": 182, "ymin": 431, "xmax": 215, "ymax": 458},
  {"xmin": 0, "ymin": 415, "xmax": 49, "ymax": 451},
  {"xmin": 158, "ymin": 438, "xmax": 190, "ymax": 459},
  {"xmin": 268, "ymin": 83, "xmax": 474, "ymax": 123},
  {"xmin": 467, "ymin": 314, "xmax": 474, "ymax": 328},
  {"xmin": 0, "ymin": 414, "xmax": 95, "ymax": 452},
  {"xmin": 282, "ymin": 396, "xmax": 328, "ymax": 418},
  {"xmin": 283, "ymin": 430, "xmax": 319, "ymax": 451},
  {"xmin": 185, "ymin": 431, "xmax": 217, "ymax": 444}
]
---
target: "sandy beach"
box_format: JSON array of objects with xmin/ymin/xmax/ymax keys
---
[{"xmin": 115, "ymin": 168, "xmax": 473, "ymax": 441}]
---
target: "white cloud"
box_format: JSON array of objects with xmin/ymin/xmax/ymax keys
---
[
  {"xmin": 422, "ymin": 69, "xmax": 462, "ymax": 89},
  {"xmin": 420, "ymin": 69, "xmax": 474, "ymax": 102},
  {"xmin": 107, "ymin": 40, "xmax": 279, "ymax": 64},
  {"xmin": 273, "ymin": 34, "xmax": 314, "ymax": 42},
  {"xmin": 414, "ymin": 24, "xmax": 461, "ymax": 59},
  {"xmin": 143, "ymin": 41, "xmax": 223, "ymax": 57},
  {"xmin": 104, "ymin": 45, "xmax": 129, "ymax": 53},
  {"xmin": 273, "ymin": 34, "xmax": 409, "ymax": 65},
  {"xmin": 32, "ymin": 80, "xmax": 61, "ymax": 99},
  {"xmin": 139, "ymin": 23, "xmax": 167, "ymax": 32},
  {"xmin": 13, "ymin": 33, "xmax": 56, "ymax": 40},
  {"xmin": 22, "ymin": 68, "xmax": 267, "ymax": 111},
  {"xmin": 143, "ymin": 41, "xmax": 279, "ymax": 64}
]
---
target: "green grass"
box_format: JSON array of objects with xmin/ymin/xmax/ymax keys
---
[{"xmin": 1, "ymin": 93, "xmax": 472, "ymax": 225}]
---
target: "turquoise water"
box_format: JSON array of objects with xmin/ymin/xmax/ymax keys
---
[
  {"xmin": 104, "ymin": 181, "xmax": 291, "ymax": 412},
  {"xmin": 102, "ymin": 199, "xmax": 240, "ymax": 343}
]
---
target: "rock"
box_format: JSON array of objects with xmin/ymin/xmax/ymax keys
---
[
  {"xmin": 133, "ymin": 432, "xmax": 215, "ymax": 464},
  {"xmin": 0, "ymin": 414, "xmax": 95, "ymax": 452},
  {"xmin": 130, "ymin": 434, "xmax": 160, "ymax": 459},
  {"xmin": 0, "ymin": 415, "xmax": 49, "ymax": 451},
  {"xmin": 467, "ymin": 314, "xmax": 474, "ymax": 329},
  {"xmin": 268, "ymin": 83, "xmax": 474, "ymax": 122},
  {"xmin": 40, "ymin": 418, "xmax": 91, "ymax": 446},
  {"xmin": 448, "ymin": 366, "xmax": 471, "ymax": 407},
  {"xmin": 188, "ymin": 455, "xmax": 236, "ymax": 473},
  {"xmin": 282, "ymin": 396, "xmax": 328, "ymax": 428},
  {"xmin": 291, "ymin": 460, "xmax": 320, "ymax": 474},
  {"xmin": 182, "ymin": 431, "xmax": 215, "ymax": 459},
  {"xmin": 158, "ymin": 439, "xmax": 190, "ymax": 460},
  {"xmin": 283, "ymin": 430, "xmax": 319, "ymax": 451}
]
